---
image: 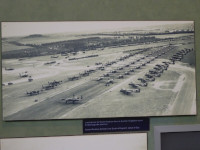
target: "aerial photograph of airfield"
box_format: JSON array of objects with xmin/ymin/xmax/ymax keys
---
[{"xmin": 1, "ymin": 21, "xmax": 196, "ymax": 120}]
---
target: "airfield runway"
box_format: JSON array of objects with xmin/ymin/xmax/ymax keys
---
[{"xmin": 2, "ymin": 34, "xmax": 196, "ymax": 120}]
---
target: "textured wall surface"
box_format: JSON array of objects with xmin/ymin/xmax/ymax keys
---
[{"xmin": 0, "ymin": 1, "xmax": 199, "ymax": 150}]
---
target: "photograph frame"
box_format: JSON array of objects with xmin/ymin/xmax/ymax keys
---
[
  {"xmin": 1, "ymin": 21, "xmax": 196, "ymax": 121},
  {"xmin": 0, "ymin": 133, "xmax": 148, "ymax": 150}
]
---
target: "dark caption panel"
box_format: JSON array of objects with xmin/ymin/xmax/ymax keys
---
[{"xmin": 83, "ymin": 117, "xmax": 149, "ymax": 133}]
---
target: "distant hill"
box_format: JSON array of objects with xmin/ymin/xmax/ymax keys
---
[
  {"xmin": 24, "ymin": 34, "xmax": 46, "ymax": 38},
  {"xmin": 148, "ymin": 23, "xmax": 194, "ymax": 33}
]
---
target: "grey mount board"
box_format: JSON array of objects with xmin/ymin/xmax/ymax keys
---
[{"xmin": 0, "ymin": 1, "xmax": 200, "ymax": 150}]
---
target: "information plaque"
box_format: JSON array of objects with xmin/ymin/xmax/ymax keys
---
[{"xmin": 83, "ymin": 117, "xmax": 149, "ymax": 133}]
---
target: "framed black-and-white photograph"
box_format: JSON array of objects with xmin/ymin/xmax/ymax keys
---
[
  {"xmin": 0, "ymin": 133, "xmax": 147, "ymax": 150},
  {"xmin": 1, "ymin": 21, "xmax": 196, "ymax": 120}
]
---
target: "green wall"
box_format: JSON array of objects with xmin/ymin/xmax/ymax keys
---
[{"xmin": 0, "ymin": 0, "xmax": 199, "ymax": 150}]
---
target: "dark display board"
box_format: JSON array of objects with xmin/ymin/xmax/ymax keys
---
[
  {"xmin": 0, "ymin": 1, "xmax": 200, "ymax": 150},
  {"xmin": 161, "ymin": 132, "xmax": 200, "ymax": 150}
]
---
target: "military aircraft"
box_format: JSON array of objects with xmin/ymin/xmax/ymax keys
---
[
  {"xmin": 26, "ymin": 90, "xmax": 40, "ymax": 96},
  {"xmin": 155, "ymin": 64, "xmax": 168, "ymax": 70},
  {"xmin": 134, "ymin": 65, "xmax": 141, "ymax": 69},
  {"xmin": 138, "ymin": 78, "xmax": 147, "ymax": 83},
  {"xmin": 136, "ymin": 58, "xmax": 141, "ymax": 62},
  {"xmin": 118, "ymin": 75, "xmax": 124, "ymax": 79},
  {"xmin": 149, "ymin": 70, "xmax": 161, "ymax": 77},
  {"xmin": 145, "ymin": 77, "xmax": 155, "ymax": 82},
  {"xmin": 129, "ymin": 69, "xmax": 134, "ymax": 72},
  {"xmin": 145, "ymin": 73, "xmax": 154, "ymax": 78},
  {"xmin": 120, "ymin": 88, "xmax": 133, "ymax": 95},
  {"xmin": 146, "ymin": 60, "xmax": 151, "ymax": 63},
  {"xmin": 124, "ymin": 64, "xmax": 130, "ymax": 67},
  {"xmin": 124, "ymin": 72, "xmax": 130, "ymax": 75},
  {"xmin": 141, "ymin": 63, "xmax": 146, "ymax": 66},
  {"xmin": 137, "ymin": 82, "xmax": 148, "ymax": 87},
  {"xmin": 141, "ymin": 56, "xmax": 145, "ymax": 59},
  {"xmin": 95, "ymin": 62, "xmax": 102, "ymax": 65},
  {"xmin": 153, "ymin": 67, "xmax": 163, "ymax": 73},
  {"xmin": 97, "ymin": 66, "xmax": 105, "ymax": 71},
  {"xmin": 44, "ymin": 61, "xmax": 56, "ymax": 65},
  {"xmin": 110, "ymin": 70, "xmax": 117, "ymax": 73},
  {"xmin": 162, "ymin": 61, "xmax": 170, "ymax": 66},
  {"xmin": 42, "ymin": 84, "xmax": 55, "ymax": 90},
  {"xmin": 128, "ymin": 83, "xmax": 141, "ymax": 92},
  {"xmin": 48, "ymin": 80, "xmax": 62, "ymax": 86},
  {"xmin": 105, "ymin": 79, "xmax": 114, "ymax": 86},
  {"xmin": 96, "ymin": 77, "xmax": 104, "ymax": 81},
  {"xmin": 117, "ymin": 67, "xmax": 123, "ymax": 70},
  {"xmin": 103, "ymin": 73, "xmax": 110, "ymax": 77},
  {"xmin": 68, "ymin": 76, "xmax": 79, "ymax": 81},
  {"xmin": 129, "ymin": 82, "xmax": 139, "ymax": 88},
  {"xmin": 61, "ymin": 95, "xmax": 83, "ymax": 104},
  {"xmin": 79, "ymin": 71, "xmax": 89, "ymax": 77}
]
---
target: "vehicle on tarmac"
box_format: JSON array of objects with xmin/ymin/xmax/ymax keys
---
[
  {"xmin": 5, "ymin": 67, "xmax": 14, "ymax": 71},
  {"xmin": 19, "ymin": 72, "xmax": 29, "ymax": 78},
  {"xmin": 8, "ymin": 82, "xmax": 13, "ymax": 85}
]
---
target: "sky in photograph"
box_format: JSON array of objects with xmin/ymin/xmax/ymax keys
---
[{"xmin": 1, "ymin": 21, "xmax": 193, "ymax": 37}]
